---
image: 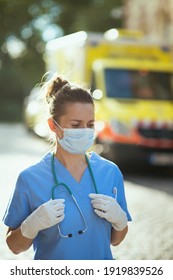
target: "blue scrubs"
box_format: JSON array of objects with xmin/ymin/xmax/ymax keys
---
[{"xmin": 3, "ymin": 152, "xmax": 132, "ymax": 260}]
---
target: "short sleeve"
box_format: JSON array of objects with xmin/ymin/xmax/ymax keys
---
[{"xmin": 2, "ymin": 173, "xmax": 32, "ymax": 229}]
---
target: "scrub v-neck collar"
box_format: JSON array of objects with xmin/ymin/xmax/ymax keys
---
[{"xmin": 53, "ymin": 153, "xmax": 93, "ymax": 197}]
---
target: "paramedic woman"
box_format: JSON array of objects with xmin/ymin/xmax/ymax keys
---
[{"xmin": 3, "ymin": 75, "xmax": 132, "ymax": 260}]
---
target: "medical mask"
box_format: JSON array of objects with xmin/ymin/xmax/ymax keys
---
[{"xmin": 53, "ymin": 119, "xmax": 95, "ymax": 154}]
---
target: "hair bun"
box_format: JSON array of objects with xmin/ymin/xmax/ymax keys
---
[{"xmin": 46, "ymin": 76, "xmax": 68, "ymax": 103}]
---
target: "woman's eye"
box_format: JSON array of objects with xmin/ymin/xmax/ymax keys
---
[
  {"xmin": 72, "ymin": 124, "xmax": 79, "ymax": 128},
  {"xmin": 88, "ymin": 123, "xmax": 95, "ymax": 128},
  {"xmin": 71, "ymin": 123, "xmax": 95, "ymax": 128}
]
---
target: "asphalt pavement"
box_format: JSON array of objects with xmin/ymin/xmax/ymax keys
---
[{"xmin": 0, "ymin": 123, "xmax": 173, "ymax": 260}]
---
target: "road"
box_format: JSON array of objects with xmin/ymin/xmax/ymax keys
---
[{"xmin": 0, "ymin": 123, "xmax": 173, "ymax": 260}]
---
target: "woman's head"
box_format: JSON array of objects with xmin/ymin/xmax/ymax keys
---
[
  {"xmin": 46, "ymin": 75, "xmax": 95, "ymax": 153},
  {"xmin": 46, "ymin": 75, "xmax": 94, "ymax": 123}
]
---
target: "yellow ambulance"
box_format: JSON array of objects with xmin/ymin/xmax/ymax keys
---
[{"xmin": 44, "ymin": 29, "xmax": 173, "ymax": 166}]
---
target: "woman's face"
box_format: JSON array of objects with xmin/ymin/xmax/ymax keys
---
[{"xmin": 57, "ymin": 102, "xmax": 95, "ymax": 138}]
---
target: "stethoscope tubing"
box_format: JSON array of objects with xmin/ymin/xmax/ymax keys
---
[
  {"xmin": 51, "ymin": 153, "xmax": 97, "ymax": 238},
  {"xmin": 51, "ymin": 153, "xmax": 98, "ymax": 197}
]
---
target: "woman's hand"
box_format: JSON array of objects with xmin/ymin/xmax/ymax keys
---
[
  {"xmin": 89, "ymin": 193, "xmax": 127, "ymax": 231},
  {"xmin": 20, "ymin": 199, "xmax": 65, "ymax": 239}
]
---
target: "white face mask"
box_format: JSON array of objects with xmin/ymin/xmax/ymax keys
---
[{"xmin": 53, "ymin": 119, "xmax": 95, "ymax": 154}]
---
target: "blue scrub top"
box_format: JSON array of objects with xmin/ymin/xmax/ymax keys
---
[{"xmin": 3, "ymin": 152, "xmax": 132, "ymax": 260}]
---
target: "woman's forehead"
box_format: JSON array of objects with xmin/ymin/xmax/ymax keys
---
[
  {"xmin": 65, "ymin": 102, "xmax": 94, "ymax": 116},
  {"xmin": 58, "ymin": 102, "xmax": 94, "ymax": 123}
]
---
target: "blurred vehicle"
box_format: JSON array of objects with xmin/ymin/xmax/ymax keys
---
[
  {"xmin": 23, "ymin": 86, "xmax": 50, "ymax": 139},
  {"xmin": 25, "ymin": 29, "xmax": 173, "ymax": 166}
]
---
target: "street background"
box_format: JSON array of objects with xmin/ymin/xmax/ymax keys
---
[
  {"xmin": 0, "ymin": 123, "xmax": 173, "ymax": 260},
  {"xmin": 1, "ymin": 0, "xmax": 173, "ymax": 261}
]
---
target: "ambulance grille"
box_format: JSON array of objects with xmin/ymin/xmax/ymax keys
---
[{"xmin": 138, "ymin": 128, "xmax": 173, "ymax": 140}]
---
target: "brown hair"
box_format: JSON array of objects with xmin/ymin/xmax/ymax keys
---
[{"xmin": 46, "ymin": 75, "xmax": 94, "ymax": 121}]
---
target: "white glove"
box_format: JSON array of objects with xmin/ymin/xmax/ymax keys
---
[
  {"xmin": 20, "ymin": 199, "xmax": 65, "ymax": 239},
  {"xmin": 89, "ymin": 193, "xmax": 127, "ymax": 231}
]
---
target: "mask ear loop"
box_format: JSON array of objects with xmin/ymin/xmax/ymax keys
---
[
  {"xmin": 52, "ymin": 119, "xmax": 65, "ymax": 145},
  {"xmin": 52, "ymin": 119, "xmax": 64, "ymax": 131}
]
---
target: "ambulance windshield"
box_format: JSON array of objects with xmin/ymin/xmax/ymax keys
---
[{"xmin": 104, "ymin": 68, "xmax": 173, "ymax": 100}]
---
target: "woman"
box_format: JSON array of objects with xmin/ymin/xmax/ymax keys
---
[{"xmin": 3, "ymin": 75, "xmax": 132, "ymax": 260}]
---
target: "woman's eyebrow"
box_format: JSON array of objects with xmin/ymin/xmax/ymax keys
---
[
  {"xmin": 70, "ymin": 119, "xmax": 81, "ymax": 122},
  {"xmin": 70, "ymin": 119, "xmax": 95, "ymax": 122}
]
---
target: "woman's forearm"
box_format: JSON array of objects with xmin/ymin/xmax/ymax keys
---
[
  {"xmin": 6, "ymin": 227, "xmax": 33, "ymax": 254},
  {"xmin": 111, "ymin": 225, "xmax": 128, "ymax": 246}
]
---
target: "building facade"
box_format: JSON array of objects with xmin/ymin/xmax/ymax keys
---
[{"xmin": 123, "ymin": 0, "xmax": 173, "ymax": 44}]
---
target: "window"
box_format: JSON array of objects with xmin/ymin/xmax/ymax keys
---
[{"xmin": 104, "ymin": 68, "xmax": 173, "ymax": 100}]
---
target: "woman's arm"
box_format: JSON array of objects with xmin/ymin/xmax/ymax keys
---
[
  {"xmin": 6, "ymin": 227, "xmax": 33, "ymax": 255},
  {"xmin": 6, "ymin": 199, "xmax": 65, "ymax": 255},
  {"xmin": 111, "ymin": 225, "xmax": 128, "ymax": 246}
]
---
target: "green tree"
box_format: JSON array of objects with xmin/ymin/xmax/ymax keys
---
[{"xmin": 0, "ymin": 0, "xmax": 123, "ymax": 121}]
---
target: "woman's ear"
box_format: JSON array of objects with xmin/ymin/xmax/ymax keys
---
[
  {"xmin": 48, "ymin": 118, "xmax": 64, "ymax": 139},
  {"xmin": 47, "ymin": 118, "xmax": 56, "ymax": 132}
]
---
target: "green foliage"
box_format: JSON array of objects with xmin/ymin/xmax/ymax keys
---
[
  {"xmin": 0, "ymin": 0, "xmax": 123, "ymax": 121},
  {"xmin": 55, "ymin": 0, "xmax": 123, "ymax": 34}
]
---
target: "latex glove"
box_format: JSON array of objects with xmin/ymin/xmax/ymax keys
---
[
  {"xmin": 89, "ymin": 193, "xmax": 127, "ymax": 231},
  {"xmin": 20, "ymin": 199, "xmax": 65, "ymax": 239}
]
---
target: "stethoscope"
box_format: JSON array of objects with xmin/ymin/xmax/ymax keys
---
[{"xmin": 51, "ymin": 153, "xmax": 98, "ymax": 238}]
